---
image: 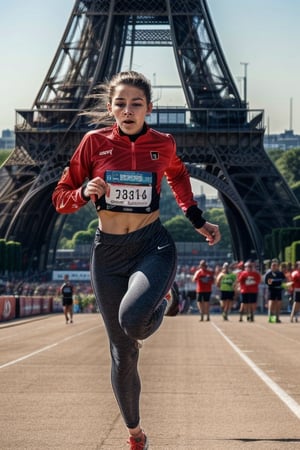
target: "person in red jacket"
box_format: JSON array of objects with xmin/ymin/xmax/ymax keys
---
[
  {"xmin": 52, "ymin": 71, "xmax": 221, "ymax": 450},
  {"xmin": 290, "ymin": 261, "xmax": 300, "ymax": 323},
  {"xmin": 238, "ymin": 261, "xmax": 261, "ymax": 322},
  {"xmin": 192, "ymin": 259, "xmax": 215, "ymax": 321}
]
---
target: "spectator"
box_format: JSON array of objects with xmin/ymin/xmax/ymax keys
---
[
  {"xmin": 216, "ymin": 262, "xmax": 237, "ymax": 320},
  {"xmin": 290, "ymin": 261, "xmax": 300, "ymax": 323},
  {"xmin": 238, "ymin": 261, "xmax": 261, "ymax": 322},
  {"xmin": 192, "ymin": 259, "xmax": 214, "ymax": 321},
  {"xmin": 264, "ymin": 259, "xmax": 286, "ymax": 323},
  {"xmin": 60, "ymin": 274, "xmax": 74, "ymax": 324}
]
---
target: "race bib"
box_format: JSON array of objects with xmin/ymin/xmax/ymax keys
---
[
  {"xmin": 105, "ymin": 171, "xmax": 153, "ymax": 210},
  {"xmin": 245, "ymin": 277, "xmax": 255, "ymax": 286}
]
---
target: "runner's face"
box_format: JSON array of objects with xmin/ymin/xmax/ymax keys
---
[{"xmin": 107, "ymin": 84, "xmax": 152, "ymax": 135}]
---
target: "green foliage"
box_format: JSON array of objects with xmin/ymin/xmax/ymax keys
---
[
  {"xmin": 57, "ymin": 237, "xmax": 74, "ymax": 249},
  {"xmin": 58, "ymin": 203, "xmax": 95, "ymax": 245},
  {"xmin": 60, "ymin": 217, "xmax": 98, "ymax": 249},
  {"xmin": 285, "ymin": 245, "xmax": 292, "ymax": 263},
  {"xmin": 266, "ymin": 228, "xmax": 300, "ymax": 261},
  {"xmin": 291, "ymin": 241, "xmax": 300, "ymax": 265},
  {"xmin": 264, "ymin": 148, "xmax": 300, "ymax": 261},
  {"xmin": 275, "ymin": 148, "xmax": 300, "ymax": 185},
  {"xmin": 163, "ymin": 208, "xmax": 230, "ymax": 250},
  {"xmin": 164, "ymin": 215, "xmax": 201, "ymax": 242},
  {"xmin": 88, "ymin": 219, "xmax": 99, "ymax": 231},
  {"xmin": 77, "ymin": 293, "xmax": 97, "ymax": 312},
  {"xmin": 266, "ymin": 149, "xmax": 285, "ymax": 163},
  {"xmin": 72, "ymin": 229, "xmax": 94, "ymax": 246}
]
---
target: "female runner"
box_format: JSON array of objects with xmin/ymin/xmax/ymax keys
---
[{"xmin": 52, "ymin": 71, "xmax": 220, "ymax": 449}]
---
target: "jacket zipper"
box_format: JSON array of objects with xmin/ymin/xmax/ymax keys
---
[{"xmin": 131, "ymin": 141, "xmax": 136, "ymax": 170}]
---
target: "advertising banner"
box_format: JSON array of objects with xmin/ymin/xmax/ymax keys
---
[
  {"xmin": 0, "ymin": 296, "xmax": 16, "ymax": 322},
  {"xmin": 19, "ymin": 296, "xmax": 39, "ymax": 317},
  {"xmin": 52, "ymin": 271, "xmax": 90, "ymax": 281},
  {"xmin": 31, "ymin": 297, "xmax": 42, "ymax": 315},
  {"xmin": 42, "ymin": 296, "xmax": 53, "ymax": 314},
  {"xmin": 19, "ymin": 296, "xmax": 32, "ymax": 317}
]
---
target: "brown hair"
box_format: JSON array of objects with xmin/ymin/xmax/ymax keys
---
[{"xmin": 82, "ymin": 71, "xmax": 152, "ymax": 125}]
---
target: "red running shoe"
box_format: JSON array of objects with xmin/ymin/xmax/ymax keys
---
[{"xmin": 127, "ymin": 432, "xmax": 149, "ymax": 449}]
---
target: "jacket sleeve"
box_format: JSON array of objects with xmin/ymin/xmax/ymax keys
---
[
  {"xmin": 164, "ymin": 135, "xmax": 198, "ymax": 214},
  {"xmin": 52, "ymin": 133, "xmax": 93, "ymax": 214}
]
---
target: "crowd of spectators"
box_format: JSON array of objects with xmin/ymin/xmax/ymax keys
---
[
  {"xmin": 0, "ymin": 278, "xmax": 93, "ymax": 299},
  {"xmin": 0, "ymin": 259, "xmax": 299, "ymax": 322}
]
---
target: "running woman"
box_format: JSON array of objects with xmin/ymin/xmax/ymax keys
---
[{"xmin": 52, "ymin": 71, "xmax": 220, "ymax": 449}]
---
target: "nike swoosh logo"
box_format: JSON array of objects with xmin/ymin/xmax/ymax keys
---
[{"xmin": 157, "ymin": 244, "xmax": 171, "ymax": 250}]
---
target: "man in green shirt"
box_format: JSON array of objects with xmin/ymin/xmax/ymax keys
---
[{"xmin": 216, "ymin": 262, "xmax": 237, "ymax": 320}]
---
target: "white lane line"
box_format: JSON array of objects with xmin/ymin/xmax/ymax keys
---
[
  {"xmin": 0, "ymin": 325, "xmax": 101, "ymax": 370},
  {"xmin": 212, "ymin": 322, "xmax": 300, "ymax": 420}
]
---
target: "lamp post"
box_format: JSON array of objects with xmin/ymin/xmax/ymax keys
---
[{"xmin": 240, "ymin": 62, "xmax": 249, "ymax": 105}]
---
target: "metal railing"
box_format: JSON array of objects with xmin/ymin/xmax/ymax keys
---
[{"xmin": 15, "ymin": 107, "xmax": 264, "ymax": 133}]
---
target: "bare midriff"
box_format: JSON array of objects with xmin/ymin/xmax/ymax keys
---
[{"xmin": 97, "ymin": 210, "xmax": 160, "ymax": 234}]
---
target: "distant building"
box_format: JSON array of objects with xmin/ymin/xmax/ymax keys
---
[
  {"xmin": 264, "ymin": 130, "xmax": 300, "ymax": 150},
  {"xmin": 195, "ymin": 193, "xmax": 222, "ymax": 210},
  {"xmin": 0, "ymin": 129, "xmax": 15, "ymax": 149}
]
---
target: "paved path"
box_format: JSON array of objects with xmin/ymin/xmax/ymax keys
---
[{"xmin": 1, "ymin": 313, "xmax": 300, "ymax": 449}]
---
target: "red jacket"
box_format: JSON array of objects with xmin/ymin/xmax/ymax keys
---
[
  {"xmin": 291, "ymin": 269, "xmax": 300, "ymax": 290},
  {"xmin": 52, "ymin": 124, "xmax": 197, "ymax": 214}
]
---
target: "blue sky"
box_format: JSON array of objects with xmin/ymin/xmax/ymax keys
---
[{"xmin": 0, "ymin": 0, "xmax": 299, "ymax": 134}]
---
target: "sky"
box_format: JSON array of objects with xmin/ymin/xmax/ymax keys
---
[{"xmin": 0, "ymin": 0, "xmax": 300, "ymax": 136}]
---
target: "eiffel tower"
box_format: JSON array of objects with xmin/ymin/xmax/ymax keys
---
[{"xmin": 0, "ymin": 0, "xmax": 298, "ymax": 272}]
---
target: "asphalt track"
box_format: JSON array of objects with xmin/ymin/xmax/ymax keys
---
[{"xmin": 1, "ymin": 313, "xmax": 300, "ymax": 450}]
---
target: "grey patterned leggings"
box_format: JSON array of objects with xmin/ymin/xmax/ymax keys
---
[{"xmin": 90, "ymin": 219, "xmax": 177, "ymax": 428}]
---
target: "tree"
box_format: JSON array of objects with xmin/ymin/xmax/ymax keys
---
[
  {"xmin": 275, "ymin": 148, "xmax": 300, "ymax": 185},
  {"xmin": 163, "ymin": 208, "xmax": 231, "ymax": 250},
  {"xmin": 58, "ymin": 203, "xmax": 95, "ymax": 244},
  {"xmin": 267, "ymin": 148, "xmax": 284, "ymax": 163},
  {"xmin": 88, "ymin": 219, "xmax": 99, "ymax": 232},
  {"xmin": 164, "ymin": 215, "xmax": 203, "ymax": 242},
  {"xmin": 72, "ymin": 230, "xmax": 94, "ymax": 246}
]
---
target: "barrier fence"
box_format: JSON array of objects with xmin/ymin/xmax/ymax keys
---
[{"xmin": 0, "ymin": 296, "xmax": 54, "ymax": 322}]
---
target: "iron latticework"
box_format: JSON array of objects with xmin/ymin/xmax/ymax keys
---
[{"xmin": 0, "ymin": 0, "xmax": 298, "ymax": 271}]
